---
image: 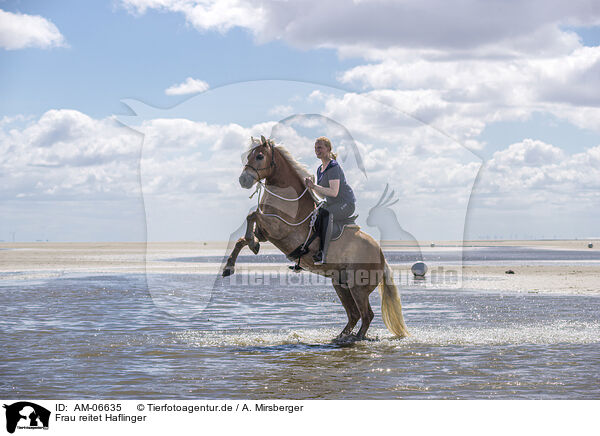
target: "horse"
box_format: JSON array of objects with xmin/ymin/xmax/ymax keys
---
[{"xmin": 222, "ymin": 136, "xmax": 409, "ymax": 341}]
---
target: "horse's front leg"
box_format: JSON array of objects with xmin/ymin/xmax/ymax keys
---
[
  {"xmin": 222, "ymin": 212, "xmax": 261, "ymax": 277},
  {"xmin": 245, "ymin": 212, "xmax": 261, "ymax": 254},
  {"xmin": 222, "ymin": 237, "xmax": 248, "ymax": 277}
]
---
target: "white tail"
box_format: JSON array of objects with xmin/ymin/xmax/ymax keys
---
[{"xmin": 379, "ymin": 262, "xmax": 409, "ymax": 337}]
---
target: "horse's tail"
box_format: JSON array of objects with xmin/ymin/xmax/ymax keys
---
[{"xmin": 378, "ymin": 262, "xmax": 409, "ymax": 338}]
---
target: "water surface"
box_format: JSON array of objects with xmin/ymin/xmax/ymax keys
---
[{"xmin": 1, "ymin": 252, "xmax": 599, "ymax": 399}]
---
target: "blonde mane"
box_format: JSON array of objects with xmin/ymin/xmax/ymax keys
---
[
  {"xmin": 274, "ymin": 145, "xmax": 321, "ymax": 203},
  {"xmin": 274, "ymin": 145, "xmax": 313, "ymax": 182},
  {"xmin": 247, "ymin": 138, "xmax": 314, "ymax": 182}
]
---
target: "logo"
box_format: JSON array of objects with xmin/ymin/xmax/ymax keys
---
[{"xmin": 3, "ymin": 402, "xmax": 50, "ymax": 434}]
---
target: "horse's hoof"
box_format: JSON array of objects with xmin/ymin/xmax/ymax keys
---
[
  {"xmin": 222, "ymin": 268, "xmax": 234, "ymax": 277},
  {"xmin": 333, "ymin": 333, "xmax": 357, "ymax": 344},
  {"xmin": 249, "ymin": 242, "xmax": 260, "ymax": 254}
]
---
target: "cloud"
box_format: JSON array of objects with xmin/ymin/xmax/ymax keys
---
[
  {"xmin": 333, "ymin": 44, "xmax": 600, "ymax": 147},
  {"xmin": 4, "ymin": 85, "xmax": 597, "ymax": 241},
  {"xmin": 0, "ymin": 110, "xmax": 140, "ymax": 201},
  {"xmin": 165, "ymin": 77, "xmax": 210, "ymax": 95},
  {"xmin": 0, "ymin": 9, "xmax": 66, "ymax": 50},
  {"xmin": 268, "ymin": 105, "xmax": 294, "ymax": 118},
  {"xmin": 120, "ymin": 1, "xmax": 600, "ymax": 146},
  {"xmin": 121, "ymin": 0, "xmax": 600, "ymax": 54},
  {"xmin": 478, "ymin": 139, "xmax": 600, "ymax": 204},
  {"xmin": 122, "ymin": 0, "xmax": 263, "ymax": 32}
]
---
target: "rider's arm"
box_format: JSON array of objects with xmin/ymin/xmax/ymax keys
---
[{"xmin": 311, "ymin": 179, "xmax": 340, "ymax": 198}]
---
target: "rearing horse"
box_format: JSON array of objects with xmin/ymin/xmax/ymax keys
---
[{"xmin": 223, "ymin": 136, "xmax": 409, "ymax": 340}]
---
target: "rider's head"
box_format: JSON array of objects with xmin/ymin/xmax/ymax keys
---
[{"xmin": 315, "ymin": 137, "xmax": 337, "ymax": 160}]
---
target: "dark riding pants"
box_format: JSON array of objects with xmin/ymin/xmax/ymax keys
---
[
  {"xmin": 315, "ymin": 201, "xmax": 355, "ymax": 260},
  {"xmin": 323, "ymin": 201, "xmax": 355, "ymax": 221}
]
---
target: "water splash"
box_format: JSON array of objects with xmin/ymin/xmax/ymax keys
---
[{"xmin": 173, "ymin": 321, "xmax": 600, "ymax": 348}]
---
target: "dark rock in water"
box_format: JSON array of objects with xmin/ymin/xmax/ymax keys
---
[
  {"xmin": 505, "ymin": 269, "xmax": 515, "ymax": 274},
  {"xmin": 411, "ymin": 262, "xmax": 428, "ymax": 277}
]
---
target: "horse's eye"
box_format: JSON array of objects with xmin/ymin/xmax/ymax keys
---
[{"xmin": 256, "ymin": 153, "xmax": 264, "ymax": 160}]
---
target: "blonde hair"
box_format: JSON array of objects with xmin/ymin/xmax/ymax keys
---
[{"xmin": 316, "ymin": 136, "xmax": 337, "ymax": 160}]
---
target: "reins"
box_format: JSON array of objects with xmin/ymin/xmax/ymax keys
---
[
  {"xmin": 251, "ymin": 181, "xmax": 323, "ymax": 266},
  {"xmin": 245, "ymin": 139, "xmax": 322, "ymax": 262},
  {"xmin": 250, "ymin": 182, "xmax": 318, "ymax": 227}
]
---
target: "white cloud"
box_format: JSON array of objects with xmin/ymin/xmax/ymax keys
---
[
  {"xmin": 121, "ymin": 0, "xmax": 600, "ymax": 54},
  {"xmin": 268, "ymin": 104, "xmax": 294, "ymax": 118},
  {"xmin": 165, "ymin": 77, "xmax": 210, "ymax": 95},
  {"xmin": 479, "ymin": 139, "xmax": 600, "ymax": 202},
  {"xmin": 331, "ymin": 45, "xmax": 600, "ymax": 147},
  {"xmin": 4, "ymin": 84, "xmax": 598, "ymax": 241},
  {"xmin": 0, "ymin": 110, "xmax": 140, "ymax": 201},
  {"xmin": 122, "ymin": 0, "xmax": 263, "ymax": 33},
  {"xmin": 0, "ymin": 9, "xmax": 66, "ymax": 50},
  {"xmin": 120, "ymin": 1, "xmax": 600, "ymax": 146}
]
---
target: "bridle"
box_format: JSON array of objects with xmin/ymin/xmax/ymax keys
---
[
  {"xmin": 243, "ymin": 141, "xmax": 277, "ymax": 182},
  {"xmin": 244, "ymin": 139, "xmax": 317, "ymax": 227}
]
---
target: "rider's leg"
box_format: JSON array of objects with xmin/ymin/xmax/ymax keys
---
[
  {"xmin": 313, "ymin": 210, "xmax": 333, "ymax": 264},
  {"xmin": 313, "ymin": 202, "xmax": 355, "ymax": 264}
]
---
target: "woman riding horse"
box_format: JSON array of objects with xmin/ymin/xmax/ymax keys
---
[
  {"xmin": 226, "ymin": 135, "xmax": 409, "ymax": 340},
  {"xmin": 305, "ymin": 137, "xmax": 356, "ymax": 265}
]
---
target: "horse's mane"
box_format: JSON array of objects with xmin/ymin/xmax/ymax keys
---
[
  {"xmin": 274, "ymin": 145, "xmax": 312, "ymax": 182},
  {"xmin": 247, "ymin": 138, "xmax": 313, "ymax": 182},
  {"xmin": 274, "ymin": 145, "xmax": 321, "ymax": 203}
]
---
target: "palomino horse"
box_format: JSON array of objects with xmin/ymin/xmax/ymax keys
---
[{"xmin": 223, "ymin": 136, "xmax": 409, "ymax": 340}]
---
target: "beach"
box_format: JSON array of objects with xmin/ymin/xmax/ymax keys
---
[{"xmin": 1, "ymin": 240, "xmax": 598, "ymax": 294}]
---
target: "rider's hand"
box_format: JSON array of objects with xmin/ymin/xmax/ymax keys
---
[{"xmin": 305, "ymin": 177, "xmax": 315, "ymax": 188}]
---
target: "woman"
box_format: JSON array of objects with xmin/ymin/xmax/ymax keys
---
[{"xmin": 305, "ymin": 137, "xmax": 356, "ymax": 264}]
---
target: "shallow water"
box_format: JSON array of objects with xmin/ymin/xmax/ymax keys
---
[
  {"xmin": 167, "ymin": 245, "xmax": 600, "ymax": 265},
  {"xmin": 1, "ymin": 254, "xmax": 599, "ymax": 399}
]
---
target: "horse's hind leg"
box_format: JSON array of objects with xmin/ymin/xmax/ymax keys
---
[
  {"xmin": 348, "ymin": 285, "xmax": 376, "ymax": 340},
  {"xmin": 332, "ymin": 282, "xmax": 360, "ymax": 338}
]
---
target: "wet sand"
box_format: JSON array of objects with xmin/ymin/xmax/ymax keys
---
[{"xmin": 1, "ymin": 240, "xmax": 599, "ymax": 294}]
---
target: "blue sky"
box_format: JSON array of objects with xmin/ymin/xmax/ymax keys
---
[
  {"xmin": 1, "ymin": 1, "xmax": 600, "ymax": 242},
  {"xmin": 0, "ymin": 0, "xmax": 362, "ymax": 118}
]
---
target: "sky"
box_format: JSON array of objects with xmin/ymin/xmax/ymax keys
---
[{"xmin": 1, "ymin": 0, "xmax": 600, "ymax": 242}]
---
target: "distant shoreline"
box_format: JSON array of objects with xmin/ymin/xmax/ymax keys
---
[
  {"xmin": 1, "ymin": 239, "xmax": 598, "ymax": 248},
  {"xmin": 1, "ymin": 240, "xmax": 599, "ymax": 295}
]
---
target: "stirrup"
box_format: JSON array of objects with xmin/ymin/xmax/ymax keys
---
[
  {"xmin": 312, "ymin": 250, "xmax": 326, "ymax": 265},
  {"xmin": 288, "ymin": 245, "xmax": 310, "ymax": 260}
]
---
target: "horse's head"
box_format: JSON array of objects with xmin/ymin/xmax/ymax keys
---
[{"xmin": 239, "ymin": 135, "xmax": 277, "ymax": 189}]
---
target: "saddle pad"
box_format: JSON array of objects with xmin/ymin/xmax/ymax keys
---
[{"xmin": 331, "ymin": 223, "xmax": 360, "ymax": 241}]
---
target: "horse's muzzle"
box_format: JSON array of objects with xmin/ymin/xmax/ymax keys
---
[{"xmin": 239, "ymin": 170, "xmax": 256, "ymax": 189}]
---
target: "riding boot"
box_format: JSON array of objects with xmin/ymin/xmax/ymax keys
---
[{"xmin": 313, "ymin": 211, "xmax": 333, "ymax": 265}]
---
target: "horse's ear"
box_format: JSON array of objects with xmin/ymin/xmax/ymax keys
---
[{"xmin": 260, "ymin": 135, "xmax": 267, "ymax": 145}]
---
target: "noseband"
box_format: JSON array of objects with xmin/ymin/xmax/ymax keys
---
[{"xmin": 244, "ymin": 141, "xmax": 277, "ymax": 181}]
